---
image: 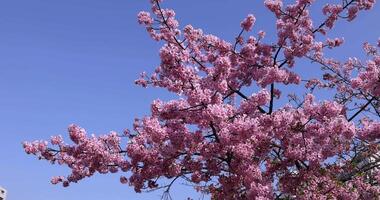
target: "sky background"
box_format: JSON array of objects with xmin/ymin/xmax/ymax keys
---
[{"xmin": 0, "ymin": 0, "xmax": 379, "ymax": 199}]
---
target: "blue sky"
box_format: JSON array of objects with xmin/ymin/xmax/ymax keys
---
[{"xmin": 0, "ymin": 0, "xmax": 379, "ymax": 199}]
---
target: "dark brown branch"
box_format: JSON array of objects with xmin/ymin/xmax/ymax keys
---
[
  {"xmin": 227, "ymin": 85, "xmax": 267, "ymax": 114},
  {"xmin": 154, "ymin": 0, "xmax": 207, "ymax": 70},
  {"xmin": 209, "ymin": 121, "xmax": 220, "ymax": 143},
  {"xmin": 269, "ymin": 83, "xmax": 275, "ymax": 114},
  {"xmin": 348, "ymin": 97, "xmax": 375, "ymax": 122},
  {"xmin": 233, "ymin": 28, "xmax": 245, "ymax": 52},
  {"xmin": 312, "ymin": 0, "xmax": 356, "ymax": 33}
]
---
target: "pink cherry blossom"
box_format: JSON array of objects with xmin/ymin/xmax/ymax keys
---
[
  {"xmin": 23, "ymin": 0, "xmax": 380, "ymax": 199},
  {"xmin": 240, "ymin": 14, "xmax": 256, "ymax": 31}
]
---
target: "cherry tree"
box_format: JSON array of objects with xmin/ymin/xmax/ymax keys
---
[{"xmin": 23, "ymin": 0, "xmax": 380, "ymax": 199}]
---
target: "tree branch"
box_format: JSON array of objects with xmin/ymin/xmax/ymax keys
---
[
  {"xmin": 348, "ymin": 97, "xmax": 375, "ymax": 122},
  {"xmin": 269, "ymin": 83, "xmax": 275, "ymax": 114}
]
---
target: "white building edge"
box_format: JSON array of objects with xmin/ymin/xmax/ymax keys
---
[{"xmin": 0, "ymin": 186, "xmax": 6, "ymax": 200}]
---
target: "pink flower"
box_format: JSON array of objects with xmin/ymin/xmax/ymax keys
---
[
  {"xmin": 347, "ymin": 6, "xmax": 359, "ymax": 21},
  {"xmin": 264, "ymin": 0, "xmax": 283, "ymax": 17},
  {"xmin": 137, "ymin": 11, "xmax": 153, "ymax": 26},
  {"xmin": 51, "ymin": 176, "xmax": 64, "ymax": 185},
  {"xmin": 258, "ymin": 30, "xmax": 266, "ymax": 40},
  {"xmin": 326, "ymin": 37, "xmax": 344, "ymax": 48},
  {"xmin": 120, "ymin": 176, "xmax": 128, "ymax": 184},
  {"xmin": 51, "ymin": 135, "xmax": 63, "ymax": 145},
  {"xmin": 68, "ymin": 124, "xmax": 86, "ymax": 144},
  {"xmin": 240, "ymin": 14, "xmax": 256, "ymax": 31}
]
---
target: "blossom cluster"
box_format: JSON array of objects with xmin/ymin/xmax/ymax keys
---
[
  {"xmin": 24, "ymin": 0, "xmax": 380, "ymax": 199},
  {"xmin": 24, "ymin": 125, "xmax": 129, "ymax": 187}
]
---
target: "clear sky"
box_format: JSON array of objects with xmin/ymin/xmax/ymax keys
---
[{"xmin": 0, "ymin": 1, "xmax": 379, "ymax": 200}]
